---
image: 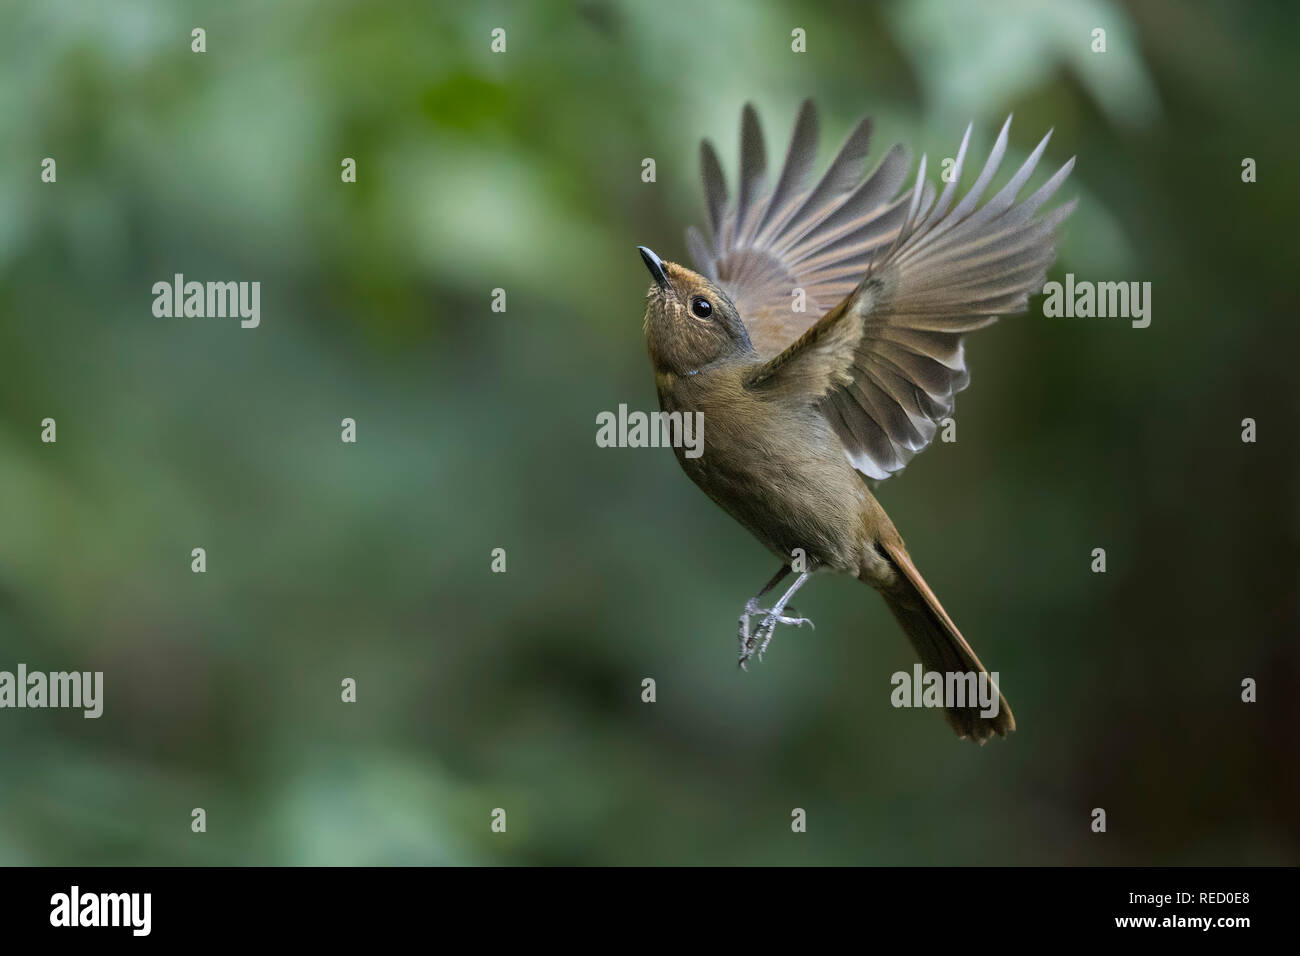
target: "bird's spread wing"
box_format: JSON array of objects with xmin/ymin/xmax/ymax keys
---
[
  {"xmin": 742, "ymin": 115, "xmax": 1076, "ymax": 480},
  {"xmin": 688, "ymin": 100, "xmax": 925, "ymax": 359}
]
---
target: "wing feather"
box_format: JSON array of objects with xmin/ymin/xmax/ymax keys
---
[
  {"xmin": 688, "ymin": 102, "xmax": 911, "ymax": 358},
  {"xmin": 738, "ymin": 115, "xmax": 1076, "ymax": 481}
]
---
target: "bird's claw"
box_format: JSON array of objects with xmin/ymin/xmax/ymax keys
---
[{"xmin": 737, "ymin": 605, "xmax": 814, "ymax": 669}]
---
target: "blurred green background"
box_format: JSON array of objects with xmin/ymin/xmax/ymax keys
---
[{"xmin": 1, "ymin": 0, "xmax": 1297, "ymax": 865}]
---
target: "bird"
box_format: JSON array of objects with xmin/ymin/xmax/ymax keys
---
[{"xmin": 637, "ymin": 101, "xmax": 1075, "ymax": 743}]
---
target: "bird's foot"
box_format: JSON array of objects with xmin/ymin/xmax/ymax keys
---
[{"xmin": 737, "ymin": 603, "xmax": 814, "ymax": 670}]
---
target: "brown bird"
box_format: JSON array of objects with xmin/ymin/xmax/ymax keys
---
[{"xmin": 638, "ymin": 101, "xmax": 1075, "ymax": 742}]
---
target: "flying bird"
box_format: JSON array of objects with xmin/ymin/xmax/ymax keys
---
[{"xmin": 637, "ymin": 101, "xmax": 1075, "ymax": 742}]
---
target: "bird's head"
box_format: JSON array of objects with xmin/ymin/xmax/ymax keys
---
[{"xmin": 638, "ymin": 246, "xmax": 752, "ymax": 377}]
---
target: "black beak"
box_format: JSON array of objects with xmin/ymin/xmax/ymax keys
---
[{"xmin": 638, "ymin": 246, "xmax": 669, "ymax": 288}]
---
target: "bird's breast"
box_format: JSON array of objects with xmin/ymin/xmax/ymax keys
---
[{"xmin": 658, "ymin": 376, "xmax": 874, "ymax": 570}]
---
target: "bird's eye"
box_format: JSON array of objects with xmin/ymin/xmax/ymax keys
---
[{"xmin": 690, "ymin": 296, "xmax": 713, "ymax": 319}]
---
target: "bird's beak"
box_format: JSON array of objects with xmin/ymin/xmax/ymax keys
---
[{"xmin": 638, "ymin": 246, "xmax": 670, "ymax": 289}]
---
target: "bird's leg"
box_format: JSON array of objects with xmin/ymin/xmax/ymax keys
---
[
  {"xmin": 738, "ymin": 564, "xmax": 791, "ymax": 664},
  {"xmin": 754, "ymin": 570, "xmax": 815, "ymax": 657},
  {"xmin": 740, "ymin": 569, "xmax": 815, "ymax": 668}
]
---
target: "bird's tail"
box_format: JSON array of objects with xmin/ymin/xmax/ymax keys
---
[{"xmin": 866, "ymin": 540, "xmax": 1015, "ymax": 743}]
